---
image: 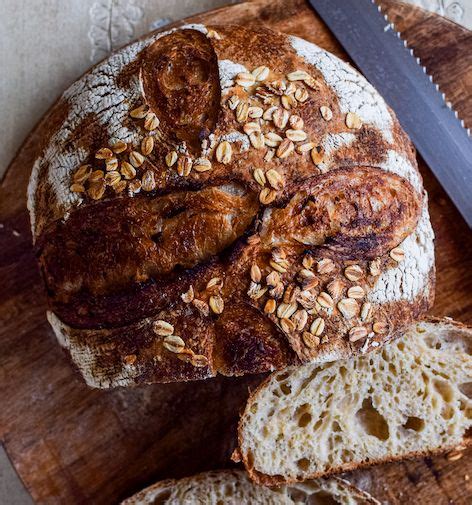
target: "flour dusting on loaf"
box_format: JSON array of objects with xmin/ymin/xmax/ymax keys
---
[
  {"xmin": 290, "ymin": 35, "xmax": 394, "ymax": 143},
  {"xmin": 27, "ymin": 39, "xmax": 146, "ymax": 235},
  {"xmin": 28, "ymin": 24, "xmax": 434, "ymax": 387},
  {"xmin": 27, "ymin": 24, "xmax": 208, "ymax": 237},
  {"xmin": 48, "ymin": 311, "xmax": 145, "ymax": 388},
  {"xmin": 369, "ymin": 204, "xmax": 434, "ymax": 304},
  {"xmin": 218, "ymin": 60, "xmax": 249, "ymax": 90},
  {"xmin": 317, "ymin": 132, "xmax": 356, "ymax": 172}
]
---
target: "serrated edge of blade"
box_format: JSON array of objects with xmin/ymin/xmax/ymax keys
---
[{"xmin": 374, "ymin": 0, "xmax": 471, "ymax": 136}]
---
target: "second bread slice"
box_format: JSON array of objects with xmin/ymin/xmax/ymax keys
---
[
  {"xmin": 121, "ymin": 469, "xmax": 378, "ymax": 504},
  {"xmin": 237, "ymin": 319, "xmax": 472, "ymax": 484}
]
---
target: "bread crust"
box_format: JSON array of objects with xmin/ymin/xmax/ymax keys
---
[
  {"xmin": 237, "ymin": 317, "xmax": 471, "ymax": 486},
  {"xmin": 29, "ymin": 24, "xmax": 435, "ymax": 387}
]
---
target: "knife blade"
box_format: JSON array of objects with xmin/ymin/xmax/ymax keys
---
[{"xmin": 307, "ymin": 0, "xmax": 472, "ymax": 227}]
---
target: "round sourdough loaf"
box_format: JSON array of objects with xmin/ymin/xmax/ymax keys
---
[{"xmin": 27, "ymin": 24, "xmax": 434, "ymax": 388}]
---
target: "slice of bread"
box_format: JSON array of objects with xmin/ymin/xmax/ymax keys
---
[
  {"xmin": 237, "ymin": 318, "xmax": 472, "ymax": 485},
  {"xmin": 121, "ymin": 469, "xmax": 379, "ymax": 504}
]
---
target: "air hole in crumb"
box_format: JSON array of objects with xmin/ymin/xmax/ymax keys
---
[
  {"xmin": 280, "ymin": 382, "xmax": 292, "ymax": 395},
  {"xmin": 389, "ymin": 363, "xmax": 398, "ymax": 376},
  {"xmin": 301, "ymin": 368, "xmax": 320, "ymax": 390},
  {"xmin": 295, "ymin": 403, "xmax": 310, "ymax": 416},
  {"xmin": 397, "ymin": 341, "xmax": 405, "ymax": 351},
  {"xmin": 296, "ymin": 457, "xmax": 310, "ymax": 471},
  {"xmin": 441, "ymin": 405, "xmax": 454, "ymax": 420},
  {"xmin": 434, "ymin": 380, "xmax": 454, "ymax": 403},
  {"xmin": 341, "ymin": 449, "xmax": 351, "ymax": 460},
  {"xmin": 298, "ymin": 412, "xmax": 312, "ymax": 428},
  {"xmin": 224, "ymin": 485, "xmax": 234, "ymax": 497},
  {"xmin": 356, "ymin": 398, "xmax": 389, "ymax": 440},
  {"xmin": 309, "ymin": 491, "xmax": 341, "ymax": 505},
  {"xmin": 432, "ymin": 369, "xmax": 451, "ymax": 381},
  {"xmin": 287, "ymin": 489, "xmax": 308, "ymax": 501},
  {"xmin": 332, "ymin": 421, "xmax": 341, "ymax": 432},
  {"xmin": 250, "ymin": 403, "xmax": 258, "ymax": 414},
  {"xmin": 154, "ymin": 489, "xmax": 172, "ymax": 504},
  {"xmin": 276, "ymin": 372, "xmax": 290, "ymax": 382},
  {"xmin": 424, "ymin": 336, "xmax": 437, "ymax": 348},
  {"xmin": 403, "ymin": 416, "xmax": 425, "ymax": 432},
  {"xmin": 459, "ymin": 382, "xmax": 472, "ymax": 399},
  {"xmin": 314, "ymin": 418, "xmax": 323, "ymax": 430}
]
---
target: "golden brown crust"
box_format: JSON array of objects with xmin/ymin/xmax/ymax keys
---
[
  {"xmin": 38, "ymin": 185, "xmax": 259, "ymax": 302},
  {"xmin": 261, "ymin": 167, "xmax": 421, "ymax": 258},
  {"xmin": 31, "ymin": 24, "xmax": 434, "ymax": 386}
]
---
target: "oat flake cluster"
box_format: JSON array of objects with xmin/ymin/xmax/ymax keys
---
[{"xmin": 70, "ymin": 44, "xmax": 363, "ymax": 205}]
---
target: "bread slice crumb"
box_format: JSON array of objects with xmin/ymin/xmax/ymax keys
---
[{"xmin": 238, "ymin": 318, "xmax": 472, "ymax": 484}]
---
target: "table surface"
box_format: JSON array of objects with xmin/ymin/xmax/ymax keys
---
[{"xmin": 0, "ymin": 1, "xmax": 471, "ymax": 504}]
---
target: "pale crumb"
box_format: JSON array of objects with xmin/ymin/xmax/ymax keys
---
[{"xmin": 239, "ymin": 322, "xmax": 472, "ymax": 481}]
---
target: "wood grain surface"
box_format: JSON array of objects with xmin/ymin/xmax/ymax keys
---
[{"xmin": 0, "ymin": 0, "xmax": 470, "ymax": 503}]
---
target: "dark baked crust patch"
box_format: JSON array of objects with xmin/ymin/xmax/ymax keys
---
[{"xmin": 141, "ymin": 29, "xmax": 221, "ymax": 154}]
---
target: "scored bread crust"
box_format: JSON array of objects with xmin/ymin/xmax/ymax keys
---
[
  {"xmin": 120, "ymin": 469, "xmax": 380, "ymax": 504},
  {"xmin": 236, "ymin": 318, "xmax": 472, "ymax": 486},
  {"xmin": 28, "ymin": 24, "xmax": 435, "ymax": 387}
]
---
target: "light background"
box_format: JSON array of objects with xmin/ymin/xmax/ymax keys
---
[{"xmin": 0, "ymin": 0, "xmax": 470, "ymax": 503}]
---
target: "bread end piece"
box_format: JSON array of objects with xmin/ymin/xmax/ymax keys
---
[{"xmin": 121, "ymin": 469, "xmax": 380, "ymax": 504}]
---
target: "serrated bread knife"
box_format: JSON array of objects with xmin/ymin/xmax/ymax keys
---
[{"xmin": 307, "ymin": 0, "xmax": 472, "ymax": 227}]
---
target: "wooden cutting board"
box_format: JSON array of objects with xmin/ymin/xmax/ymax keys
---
[{"xmin": 0, "ymin": 1, "xmax": 471, "ymax": 503}]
